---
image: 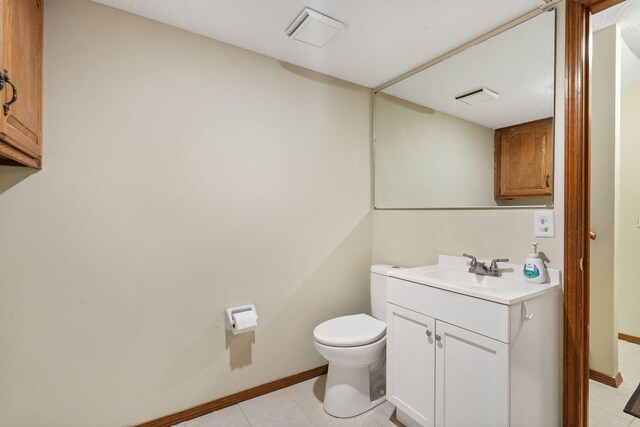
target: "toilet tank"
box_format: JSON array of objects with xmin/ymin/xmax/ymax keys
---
[{"xmin": 370, "ymin": 264, "xmax": 402, "ymax": 322}]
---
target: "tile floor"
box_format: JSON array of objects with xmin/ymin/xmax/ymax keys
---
[
  {"xmin": 589, "ymin": 340, "xmax": 640, "ymax": 427},
  {"xmin": 174, "ymin": 375, "xmax": 402, "ymax": 427},
  {"xmin": 177, "ymin": 339, "xmax": 640, "ymax": 427}
]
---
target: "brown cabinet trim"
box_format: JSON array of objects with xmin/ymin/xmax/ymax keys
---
[
  {"xmin": 0, "ymin": 139, "xmax": 40, "ymax": 168},
  {"xmin": 493, "ymin": 117, "xmax": 555, "ymax": 132},
  {"xmin": 135, "ymin": 365, "xmax": 328, "ymax": 427}
]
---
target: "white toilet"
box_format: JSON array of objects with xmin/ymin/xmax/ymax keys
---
[{"xmin": 313, "ymin": 264, "xmax": 399, "ymax": 418}]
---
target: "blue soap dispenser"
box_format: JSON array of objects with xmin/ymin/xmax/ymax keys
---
[{"xmin": 523, "ymin": 242, "xmax": 546, "ymax": 284}]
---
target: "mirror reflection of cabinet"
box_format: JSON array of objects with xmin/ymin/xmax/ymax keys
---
[
  {"xmin": 373, "ymin": 10, "xmax": 556, "ymax": 208},
  {"xmin": 494, "ymin": 118, "xmax": 553, "ymax": 199}
]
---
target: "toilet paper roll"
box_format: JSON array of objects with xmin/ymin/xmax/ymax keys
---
[{"xmin": 232, "ymin": 309, "xmax": 257, "ymax": 335}]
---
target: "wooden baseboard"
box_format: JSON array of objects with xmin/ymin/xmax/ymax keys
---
[
  {"xmin": 619, "ymin": 333, "xmax": 640, "ymax": 346},
  {"xmin": 589, "ymin": 369, "xmax": 623, "ymax": 388},
  {"xmin": 135, "ymin": 365, "xmax": 328, "ymax": 427}
]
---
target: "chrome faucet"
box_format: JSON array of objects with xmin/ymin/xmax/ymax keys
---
[{"xmin": 463, "ymin": 254, "xmax": 509, "ymax": 277}]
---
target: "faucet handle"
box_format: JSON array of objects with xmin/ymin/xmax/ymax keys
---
[
  {"xmin": 462, "ymin": 253, "xmax": 477, "ymax": 267},
  {"xmin": 490, "ymin": 258, "xmax": 509, "ymax": 271}
]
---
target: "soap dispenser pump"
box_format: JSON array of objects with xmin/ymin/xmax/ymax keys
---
[{"xmin": 523, "ymin": 242, "xmax": 547, "ymax": 284}]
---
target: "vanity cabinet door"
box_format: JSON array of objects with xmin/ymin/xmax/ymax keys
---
[
  {"xmin": 387, "ymin": 303, "xmax": 436, "ymax": 427},
  {"xmin": 434, "ymin": 321, "xmax": 509, "ymax": 427}
]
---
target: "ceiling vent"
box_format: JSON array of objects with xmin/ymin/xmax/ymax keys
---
[
  {"xmin": 455, "ymin": 87, "xmax": 499, "ymax": 105},
  {"xmin": 285, "ymin": 8, "xmax": 346, "ymax": 48}
]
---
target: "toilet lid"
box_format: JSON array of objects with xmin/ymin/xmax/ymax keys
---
[{"xmin": 313, "ymin": 313, "xmax": 386, "ymax": 347}]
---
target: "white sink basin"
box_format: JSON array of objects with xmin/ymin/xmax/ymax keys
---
[
  {"xmin": 387, "ymin": 255, "xmax": 561, "ymax": 305},
  {"xmin": 421, "ymin": 268, "xmax": 515, "ymax": 289}
]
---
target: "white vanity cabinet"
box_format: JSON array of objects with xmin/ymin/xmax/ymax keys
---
[
  {"xmin": 387, "ymin": 305, "xmax": 436, "ymax": 425},
  {"xmin": 386, "ymin": 258, "xmax": 561, "ymax": 427},
  {"xmin": 434, "ymin": 320, "xmax": 509, "ymax": 427}
]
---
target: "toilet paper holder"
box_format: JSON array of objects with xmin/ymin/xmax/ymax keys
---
[{"xmin": 225, "ymin": 304, "xmax": 258, "ymax": 332}]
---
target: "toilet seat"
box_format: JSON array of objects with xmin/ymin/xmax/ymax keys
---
[{"xmin": 313, "ymin": 313, "xmax": 386, "ymax": 347}]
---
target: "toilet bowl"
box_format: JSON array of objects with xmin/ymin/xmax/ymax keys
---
[{"xmin": 312, "ymin": 265, "xmax": 400, "ymax": 418}]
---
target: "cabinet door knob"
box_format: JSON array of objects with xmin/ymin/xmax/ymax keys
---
[
  {"xmin": 1, "ymin": 70, "xmax": 17, "ymax": 116},
  {"xmin": 435, "ymin": 334, "xmax": 442, "ymax": 342},
  {"xmin": 523, "ymin": 301, "xmax": 534, "ymax": 321},
  {"xmin": 426, "ymin": 330, "xmax": 432, "ymax": 337}
]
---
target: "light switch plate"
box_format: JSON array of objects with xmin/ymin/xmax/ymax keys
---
[{"xmin": 534, "ymin": 211, "xmax": 555, "ymax": 237}]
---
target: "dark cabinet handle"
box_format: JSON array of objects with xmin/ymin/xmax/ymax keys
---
[
  {"xmin": 545, "ymin": 174, "xmax": 551, "ymax": 188},
  {"xmin": 1, "ymin": 70, "xmax": 17, "ymax": 116}
]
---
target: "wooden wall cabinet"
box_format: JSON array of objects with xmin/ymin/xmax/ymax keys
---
[
  {"xmin": 494, "ymin": 117, "xmax": 553, "ymax": 199},
  {"xmin": 0, "ymin": 0, "xmax": 43, "ymax": 169}
]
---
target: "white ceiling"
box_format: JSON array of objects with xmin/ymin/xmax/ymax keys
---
[
  {"xmin": 382, "ymin": 11, "xmax": 555, "ymax": 130},
  {"xmin": 91, "ymin": 0, "xmax": 539, "ymax": 88},
  {"xmin": 593, "ymin": 0, "xmax": 640, "ymax": 89}
]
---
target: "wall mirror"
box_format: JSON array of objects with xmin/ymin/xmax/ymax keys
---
[{"xmin": 374, "ymin": 10, "xmax": 556, "ymax": 209}]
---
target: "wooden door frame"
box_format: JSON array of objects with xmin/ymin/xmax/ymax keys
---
[{"xmin": 563, "ymin": 0, "xmax": 623, "ymax": 426}]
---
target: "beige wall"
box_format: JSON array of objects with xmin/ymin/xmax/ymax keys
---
[
  {"xmin": 374, "ymin": 94, "xmax": 495, "ymax": 208},
  {"xmin": 0, "ymin": 1, "xmax": 372, "ymax": 425},
  {"xmin": 372, "ymin": 4, "xmax": 566, "ymax": 272},
  {"xmin": 589, "ymin": 25, "xmax": 620, "ymax": 378},
  {"xmin": 618, "ymin": 78, "xmax": 640, "ymax": 338},
  {"xmin": 372, "ymin": 208, "xmax": 562, "ymax": 268}
]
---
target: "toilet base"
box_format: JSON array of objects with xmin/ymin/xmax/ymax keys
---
[{"xmin": 323, "ymin": 362, "xmax": 386, "ymax": 418}]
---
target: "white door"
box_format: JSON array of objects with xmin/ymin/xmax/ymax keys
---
[
  {"xmin": 434, "ymin": 321, "xmax": 509, "ymax": 427},
  {"xmin": 387, "ymin": 303, "xmax": 436, "ymax": 427}
]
